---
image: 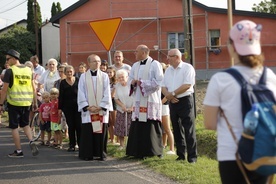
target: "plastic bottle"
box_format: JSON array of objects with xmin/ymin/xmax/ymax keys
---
[{"xmin": 243, "ymin": 104, "xmax": 259, "ymax": 135}]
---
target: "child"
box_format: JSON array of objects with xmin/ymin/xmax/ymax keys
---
[
  {"xmin": 50, "ymin": 88, "xmax": 62, "ymax": 149},
  {"xmin": 106, "ymin": 67, "xmax": 117, "ymax": 144},
  {"xmin": 38, "ymin": 91, "xmax": 52, "ymax": 146}
]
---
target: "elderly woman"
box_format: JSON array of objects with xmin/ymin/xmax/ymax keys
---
[
  {"xmin": 114, "ymin": 69, "xmax": 133, "ymax": 149},
  {"xmin": 39, "ymin": 58, "xmax": 60, "ymax": 92},
  {"xmin": 58, "ymin": 65, "xmax": 81, "ymax": 152}
]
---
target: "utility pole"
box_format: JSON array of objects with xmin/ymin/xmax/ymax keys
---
[
  {"xmin": 34, "ymin": 0, "xmax": 39, "ymax": 58},
  {"xmin": 182, "ymin": 0, "xmax": 195, "ymax": 66},
  {"xmin": 182, "ymin": 0, "xmax": 196, "ymax": 117},
  {"xmin": 228, "ymin": 0, "xmax": 234, "ymax": 66}
]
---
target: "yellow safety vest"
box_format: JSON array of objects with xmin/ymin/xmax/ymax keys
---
[{"xmin": 7, "ymin": 65, "xmax": 33, "ymax": 106}]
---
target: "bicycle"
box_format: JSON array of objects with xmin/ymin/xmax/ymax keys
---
[{"xmin": 29, "ymin": 111, "xmax": 41, "ymax": 141}]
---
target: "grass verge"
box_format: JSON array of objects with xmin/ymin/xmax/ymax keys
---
[{"xmin": 107, "ymin": 114, "xmax": 221, "ymax": 184}]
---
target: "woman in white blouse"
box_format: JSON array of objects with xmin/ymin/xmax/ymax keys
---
[{"xmin": 114, "ymin": 69, "xmax": 134, "ymax": 149}]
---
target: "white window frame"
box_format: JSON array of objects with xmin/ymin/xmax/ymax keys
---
[
  {"xmin": 209, "ymin": 29, "xmax": 221, "ymax": 50},
  {"xmin": 168, "ymin": 32, "xmax": 185, "ymax": 53}
]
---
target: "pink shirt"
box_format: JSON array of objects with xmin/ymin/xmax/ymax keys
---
[{"xmin": 39, "ymin": 102, "xmax": 51, "ymax": 121}]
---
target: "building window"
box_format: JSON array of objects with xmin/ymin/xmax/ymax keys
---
[
  {"xmin": 168, "ymin": 33, "xmax": 184, "ymax": 53},
  {"xmin": 209, "ymin": 30, "xmax": 220, "ymax": 50}
]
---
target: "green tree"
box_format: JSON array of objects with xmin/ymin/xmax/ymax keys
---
[
  {"xmin": 27, "ymin": 0, "xmax": 34, "ymax": 33},
  {"xmin": 51, "ymin": 2, "xmax": 62, "ymax": 17},
  {"xmin": 252, "ymin": 0, "xmax": 276, "ymax": 13},
  {"xmin": 51, "ymin": 2, "xmax": 57, "ymax": 17},
  {"xmin": 0, "ymin": 25, "xmax": 36, "ymax": 66},
  {"xmin": 27, "ymin": 0, "xmax": 42, "ymax": 33},
  {"xmin": 56, "ymin": 2, "xmax": 62, "ymax": 13},
  {"xmin": 36, "ymin": 3, "xmax": 42, "ymax": 28}
]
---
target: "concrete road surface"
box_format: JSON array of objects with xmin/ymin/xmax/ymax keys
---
[{"xmin": 0, "ymin": 124, "xmax": 178, "ymax": 184}]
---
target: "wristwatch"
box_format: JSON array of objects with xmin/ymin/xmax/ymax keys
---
[{"xmin": 172, "ymin": 91, "xmax": 175, "ymax": 96}]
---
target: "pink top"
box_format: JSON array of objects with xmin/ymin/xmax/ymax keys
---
[{"xmin": 39, "ymin": 103, "xmax": 51, "ymax": 121}]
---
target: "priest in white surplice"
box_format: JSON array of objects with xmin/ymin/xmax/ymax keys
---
[
  {"xmin": 77, "ymin": 54, "xmax": 113, "ymax": 161},
  {"xmin": 126, "ymin": 45, "xmax": 163, "ymax": 158}
]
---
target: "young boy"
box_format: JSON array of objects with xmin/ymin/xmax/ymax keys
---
[
  {"xmin": 38, "ymin": 91, "xmax": 52, "ymax": 146},
  {"xmin": 50, "ymin": 88, "xmax": 62, "ymax": 149}
]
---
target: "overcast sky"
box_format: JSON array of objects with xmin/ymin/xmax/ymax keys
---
[{"xmin": 0, "ymin": 0, "xmax": 264, "ymax": 29}]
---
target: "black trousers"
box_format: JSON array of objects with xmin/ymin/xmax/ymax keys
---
[
  {"xmin": 219, "ymin": 161, "xmax": 268, "ymax": 184},
  {"xmin": 79, "ymin": 123, "xmax": 108, "ymax": 160},
  {"xmin": 169, "ymin": 95, "xmax": 197, "ymax": 160},
  {"xmin": 63, "ymin": 108, "xmax": 82, "ymax": 147}
]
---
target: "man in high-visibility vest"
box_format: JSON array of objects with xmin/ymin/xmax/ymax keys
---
[{"xmin": 0, "ymin": 49, "xmax": 39, "ymax": 158}]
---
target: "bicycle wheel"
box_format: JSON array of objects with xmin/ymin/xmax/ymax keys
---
[{"xmin": 30, "ymin": 112, "xmax": 41, "ymax": 141}]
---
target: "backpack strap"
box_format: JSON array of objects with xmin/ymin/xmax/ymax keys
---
[
  {"xmin": 258, "ymin": 66, "xmax": 267, "ymax": 85},
  {"xmin": 224, "ymin": 68, "xmax": 247, "ymax": 87},
  {"xmin": 220, "ymin": 109, "xmax": 251, "ymax": 184},
  {"xmin": 224, "ymin": 67, "xmax": 267, "ymax": 86}
]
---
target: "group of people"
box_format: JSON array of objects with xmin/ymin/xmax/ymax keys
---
[
  {"xmin": 0, "ymin": 45, "xmax": 198, "ymax": 163},
  {"xmin": 76, "ymin": 45, "xmax": 198, "ymax": 162},
  {"xmin": 1, "ymin": 19, "xmax": 276, "ymax": 183}
]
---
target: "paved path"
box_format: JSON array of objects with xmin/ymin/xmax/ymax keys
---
[{"xmin": 0, "ymin": 123, "xmax": 178, "ymax": 184}]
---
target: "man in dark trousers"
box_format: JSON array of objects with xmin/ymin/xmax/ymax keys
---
[
  {"xmin": 0, "ymin": 49, "xmax": 39, "ymax": 158},
  {"xmin": 162, "ymin": 48, "xmax": 197, "ymax": 163}
]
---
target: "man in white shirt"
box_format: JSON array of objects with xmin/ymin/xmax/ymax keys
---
[
  {"xmin": 30, "ymin": 55, "xmax": 45, "ymax": 77},
  {"xmin": 112, "ymin": 51, "xmax": 131, "ymax": 72},
  {"xmin": 162, "ymin": 48, "xmax": 197, "ymax": 163}
]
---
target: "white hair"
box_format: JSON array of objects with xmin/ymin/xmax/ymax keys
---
[
  {"xmin": 24, "ymin": 61, "xmax": 33, "ymax": 69},
  {"xmin": 116, "ymin": 69, "xmax": 128, "ymax": 78},
  {"xmin": 47, "ymin": 58, "xmax": 58, "ymax": 66}
]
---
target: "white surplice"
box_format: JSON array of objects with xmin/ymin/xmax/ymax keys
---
[
  {"xmin": 77, "ymin": 70, "xmax": 113, "ymax": 124},
  {"xmin": 128, "ymin": 57, "xmax": 163, "ymax": 122}
]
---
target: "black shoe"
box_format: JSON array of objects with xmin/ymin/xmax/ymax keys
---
[
  {"xmin": 67, "ymin": 147, "xmax": 75, "ymax": 152},
  {"xmin": 157, "ymin": 154, "xmax": 163, "ymax": 159},
  {"xmin": 188, "ymin": 158, "xmax": 197, "ymax": 163},
  {"xmin": 176, "ymin": 156, "xmax": 185, "ymax": 161},
  {"xmin": 8, "ymin": 150, "xmax": 24, "ymax": 158},
  {"xmin": 99, "ymin": 157, "xmax": 106, "ymax": 161},
  {"xmin": 79, "ymin": 156, "xmax": 93, "ymax": 161}
]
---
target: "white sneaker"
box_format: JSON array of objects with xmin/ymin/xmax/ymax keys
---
[{"xmin": 166, "ymin": 150, "xmax": 176, "ymax": 155}]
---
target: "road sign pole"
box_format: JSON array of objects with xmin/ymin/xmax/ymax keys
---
[{"xmin": 107, "ymin": 51, "xmax": 112, "ymax": 66}]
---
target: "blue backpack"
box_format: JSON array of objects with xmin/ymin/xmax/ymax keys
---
[{"xmin": 224, "ymin": 67, "xmax": 276, "ymax": 176}]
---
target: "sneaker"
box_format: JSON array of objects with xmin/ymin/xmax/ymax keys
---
[
  {"xmin": 29, "ymin": 141, "xmax": 39, "ymax": 156},
  {"xmin": 166, "ymin": 150, "xmax": 176, "ymax": 155},
  {"xmin": 55, "ymin": 144, "xmax": 63, "ymax": 149},
  {"xmin": 8, "ymin": 150, "xmax": 24, "ymax": 158},
  {"xmin": 45, "ymin": 141, "xmax": 50, "ymax": 146}
]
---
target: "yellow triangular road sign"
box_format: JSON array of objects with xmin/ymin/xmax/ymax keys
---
[{"xmin": 89, "ymin": 17, "xmax": 122, "ymax": 51}]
